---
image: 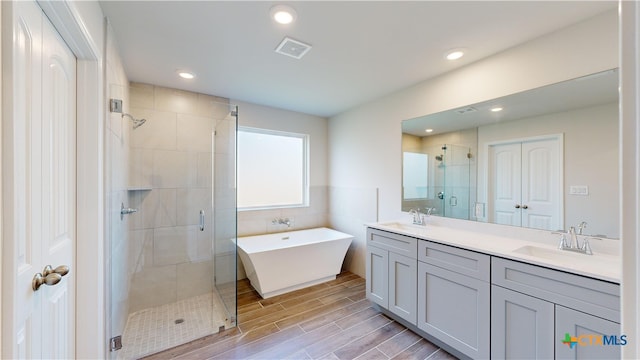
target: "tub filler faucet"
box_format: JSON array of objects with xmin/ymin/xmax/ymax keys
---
[{"xmin": 272, "ymin": 217, "xmax": 291, "ymax": 228}]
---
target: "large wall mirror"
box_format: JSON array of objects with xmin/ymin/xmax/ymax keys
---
[{"xmin": 401, "ymin": 68, "xmax": 619, "ymax": 239}]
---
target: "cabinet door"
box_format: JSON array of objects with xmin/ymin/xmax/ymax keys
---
[
  {"xmin": 388, "ymin": 252, "xmax": 417, "ymax": 324},
  {"xmin": 417, "ymin": 262, "xmax": 489, "ymax": 359},
  {"xmin": 366, "ymin": 246, "xmax": 388, "ymax": 308},
  {"xmin": 491, "ymin": 285, "xmax": 554, "ymax": 359},
  {"xmin": 555, "ymin": 305, "xmax": 621, "ymax": 360}
]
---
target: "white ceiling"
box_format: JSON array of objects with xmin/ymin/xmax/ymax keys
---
[{"xmin": 99, "ymin": 1, "xmax": 616, "ymax": 118}]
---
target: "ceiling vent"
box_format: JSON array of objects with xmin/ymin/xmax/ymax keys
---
[
  {"xmin": 275, "ymin": 37, "xmax": 312, "ymax": 59},
  {"xmin": 454, "ymin": 106, "xmax": 478, "ymax": 115}
]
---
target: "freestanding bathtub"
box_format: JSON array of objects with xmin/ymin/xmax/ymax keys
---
[{"xmin": 237, "ymin": 227, "xmax": 353, "ymax": 298}]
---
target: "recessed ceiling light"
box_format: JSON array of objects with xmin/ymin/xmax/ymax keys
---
[
  {"xmin": 178, "ymin": 71, "xmax": 195, "ymax": 79},
  {"xmin": 445, "ymin": 49, "xmax": 465, "ymax": 61},
  {"xmin": 425, "ymin": 129, "xmax": 434, "ymax": 133},
  {"xmin": 491, "ymin": 107, "xmax": 503, "ymax": 112},
  {"xmin": 270, "ymin": 5, "xmax": 297, "ymax": 25}
]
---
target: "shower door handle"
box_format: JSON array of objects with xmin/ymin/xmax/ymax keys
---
[{"xmin": 199, "ymin": 210, "xmax": 205, "ymax": 231}]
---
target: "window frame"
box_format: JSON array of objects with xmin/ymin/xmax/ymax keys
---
[{"xmin": 237, "ymin": 126, "xmax": 310, "ymax": 211}]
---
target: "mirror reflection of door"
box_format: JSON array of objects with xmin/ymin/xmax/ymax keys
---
[{"xmin": 488, "ymin": 135, "xmax": 562, "ymax": 231}]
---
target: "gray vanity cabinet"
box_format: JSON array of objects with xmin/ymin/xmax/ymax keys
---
[
  {"xmin": 492, "ymin": 257, "xmax": 621, "ymax": 360},
  {"xmin": 366, "ymin": 245, "xmax": 388, "ymax": 308},
  {"xmin": 555, "ymin": 306, "xmax": 621, "ymax": 360},
  {"xmin": 491, "ymin": 285, "xmax": 555, "ymax": 359},
  {"xmin": 417, "ymin": 240, "xmax": 490, "ymax": 359},
  {"xmin": 365, "ymin": 228, "xmax": 417, "ymax": 324}
]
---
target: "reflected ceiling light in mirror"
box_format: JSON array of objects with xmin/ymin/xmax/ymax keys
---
[
  {"xmin": 491, "ymin": 107, "xmax": 503, "ymax": 112},
  {"xmin": 425, "ymin": 128, "xmax": 434, "ymax": 133},
  {"xmin": 445, "ymin": 48, "xmax": 465, "ymax": 60},
  {"xmin": 178, "ymin": 71, "xmax": 195, "ymax": 79},
  {"xmin": 271, "ymin": 5, "xmax": 297, "ymax": 25}
]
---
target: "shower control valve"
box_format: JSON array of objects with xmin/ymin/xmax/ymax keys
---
[{"xmin": 120, "ymin": 202, "xmax": 138, "ymax": 220}]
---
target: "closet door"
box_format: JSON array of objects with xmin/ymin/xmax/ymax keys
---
[
  {"xmin": 489, "ymin": 142, "xmax": 522, "ymax": 226},
  {"xmin": 488, "ymin": 136, "xmax": 562, "ymax": 231},
  {"xmin": 521, "ymin": 138, "xmax": 561, "ymax": 230}
]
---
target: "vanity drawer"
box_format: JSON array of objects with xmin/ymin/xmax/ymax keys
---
[
  {"xmin": 492, "ymin": 257, "xmax": 620, "ymax": 323},
  {"xmin": 367, "ymin": 228, "xmax": 417, "ymax": 259},
  {"xmin": 418, "ymin": 240, "xmax": 490, "ymax": 282}
]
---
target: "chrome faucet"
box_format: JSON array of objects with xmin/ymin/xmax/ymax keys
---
[
  {"xmin": 409, "ymin": 208, "xmax": 432, "ymax": 226},
  {"xmin": 578, "ymin": 221, "xmax": 587, "ymax": 235},
  {"xmin": 558, "ymin": 224, "xmax": 593, "ymax": 255},
  {"xmin": 409, "ymin": 208, "xmax": 423, "ymax": 225},
  {"xmin": 272, "ymin": 217, "xmax": 291, "ymax": 227}
]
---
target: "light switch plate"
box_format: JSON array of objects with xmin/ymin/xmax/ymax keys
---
[{"xmin": 569, "ymin": 185, "xmax": 589, "ymax": 195}]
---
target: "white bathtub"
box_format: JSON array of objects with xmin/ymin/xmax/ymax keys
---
[{"xmin": 237, "ymin": 227, "xmax": 353, "ymax": 298}]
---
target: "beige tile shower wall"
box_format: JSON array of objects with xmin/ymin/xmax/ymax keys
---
[
  {"xmin": 127, "ymin": 82, "xmax": 230, "ymax": 313},
  {"xmin": 105, "ymin": 23, "xmax": 131, "ymax": 340},
  {"xmin": 236, "ymin": 186, "xmax": 329, "ymax": 237}
]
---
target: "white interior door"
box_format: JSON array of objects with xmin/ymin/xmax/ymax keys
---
[
  {"xmin": 489, "ymin": 142, "xmax": 522, "ymax": 226},
  {"xmin": 2, "ymin": 1, "xmax": 77, "ymax": 358},
  {"xmin": 488, "ymin": 136, "xmax": 562, "ymax": 231},
  {"xmin": 521, "ymin": 138, "xmax": 561, "ymax": 231}
]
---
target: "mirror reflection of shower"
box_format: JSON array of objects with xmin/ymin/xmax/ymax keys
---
[
  {"xmin": 402, "ymin": 143, "xmax": 473, "ymax": 220},
  {"xmin": 122, "ymin": 113, "xmax": 147, "ymax": 129}
]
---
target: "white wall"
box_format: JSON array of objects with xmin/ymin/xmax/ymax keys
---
[
  {"xmin": 329, "ymin": 9, "xmax": 618, "ymax": 276},
  {"xmin": 620, "ymin": 1, "xmax": 640, "ymax": 358}
]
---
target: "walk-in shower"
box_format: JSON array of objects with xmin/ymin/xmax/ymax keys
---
[
  {"xmin": 106, "ymin": 86, "xmax": 238, "ymax": 359},
  {"xmin": 402, "ymin": 143, "xmax": 472, "ymax": 220}
]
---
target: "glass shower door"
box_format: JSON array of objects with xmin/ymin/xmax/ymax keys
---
[
  {"xmin": 213, "ymin": 105, "xmax": 238, "ymax": 327},
  {"xmin": 441, "ymin": 144, "xmax": 472, "ymax": 220}
]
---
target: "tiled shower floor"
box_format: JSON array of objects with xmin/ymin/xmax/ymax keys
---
[{"xmin": 117, "ymin": 291, "xmax": 228, "ymax": 359}]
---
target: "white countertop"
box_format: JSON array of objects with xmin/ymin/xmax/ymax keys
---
[{"xmin": 367, "ymin": 221, "xmax": 621, "ymax": 284}]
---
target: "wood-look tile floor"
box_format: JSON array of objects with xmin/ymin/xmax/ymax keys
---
[{"xmin": 142, "ymin": 272, "xmax": 457, "ymax": 360}]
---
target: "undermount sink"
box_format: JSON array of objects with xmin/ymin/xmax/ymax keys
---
[
  {"xmin": 378, "ymin": 222, "xmax": 427, "ymax": 232},
  {"xmin": 512, "ymin": 245, "xmax": 588, "ymax": 261}
]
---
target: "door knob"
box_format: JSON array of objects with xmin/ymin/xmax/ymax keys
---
[
  {"xmin": 32, "ymin": 272, "xmax": 62, "ymax": 291},
  {"xmin": 33, "ymin": 265, "xmax": 69, "ymax": 291},
  {"xmin": 515, "ymin": 204, "xmax": 521, "ymax": 209},
  {"xmin": 522, "ymin": 205, "xmax": 529, "ymax": 209},
  {"xmin": 43, "ymin": 264, "xmax": 70, "ymax": 277}
]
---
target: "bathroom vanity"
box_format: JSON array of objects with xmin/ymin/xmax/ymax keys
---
[{"xmin": 365, "ymin": 223, "xmax": 621, "ymax": 360}]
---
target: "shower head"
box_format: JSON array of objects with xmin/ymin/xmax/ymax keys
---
[{"xmin": 122, "ymin": 113, "xmax": 147, "ymax": 129}]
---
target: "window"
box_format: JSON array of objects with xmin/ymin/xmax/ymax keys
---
[
  {"xmin": 237, "ymin": 127, "xmax": 309, "ymax": 210},
  {"xmin": 403, "ymin": 152, "xmax": 429, "ymax": 200}
]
